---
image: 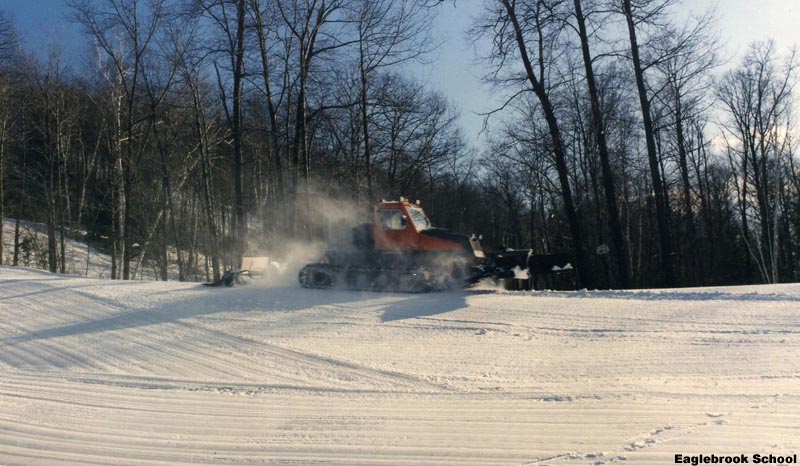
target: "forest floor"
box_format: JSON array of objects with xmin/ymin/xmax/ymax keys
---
[{"xmin": 1, "ymin": 266, "xmax": 800, "ymax": 465}]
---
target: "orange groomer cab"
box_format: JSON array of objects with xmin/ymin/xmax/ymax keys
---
[{"xmin": 372, "ymin": 198, "xmax": 483, "ymax": 255}]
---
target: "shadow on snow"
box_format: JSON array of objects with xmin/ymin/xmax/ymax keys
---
[{"xmin": 2, "ymin": 279, "xmax": 469, "ymax": 346}]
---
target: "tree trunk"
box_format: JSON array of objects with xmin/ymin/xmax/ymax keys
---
[
  {"xmin": 12, "ymin": 216, "xmax": 20, "ymax": 266},
  {"xmin": 573, "ymin": 0, "xmax": 630, "ymax": 288},
  {"xmin": 738, "ymin": 149, "xmax": 753, "ymax": 284},
  {"xmin": 673, "ymin": 101, "xmax": 703, "ymax": 285},
  {"xmin": 232, "ymin": 0, "xmax": 247, "ymax": 267},
  {"xmin": 499, "ymin": 0, "xmax": 591, "ymax": 287},
  {"xmin": 122, "ymin": 171, "xmax": 131, "ymax": 279},
  {"xmin": 46, "ymin": 186, "xmax": 58, "ymax": 273},
  {"xmin": 252, "ymin": 2, "xmax": 285, "ymax": 199},
  {"xmin": 359, "ymin": 41, "xmax": 373, "ymax": 200},
  {"xmin": 290, "ymin": 64, "xmax": 307, "ymax": 235},
  {"xmin": 189, "ymin": 77, "xmax": 220, "ymax": 281},
  {"xmin": 622, "ymin": 0, "xmax": 675, "ymax": 287}
]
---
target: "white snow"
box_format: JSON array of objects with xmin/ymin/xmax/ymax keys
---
[
  {"xmin": 2, "ymin": 218, "xmax": 113, "ymax": 278},
  {"xmin": 512, "ymin": 265, "xmax": 531, "ymax": 279},
  {"xmin": 2, "ymin": 218, "xmax": 212, "ymax": 281},
  {"xmin": 2, "ymin": 266, "xmax": 800, "ymax": 465}
]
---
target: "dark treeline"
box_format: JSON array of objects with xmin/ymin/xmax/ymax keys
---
[{"xmin": 0, "ymin": 0, "xmax": 797, "ymax": 288}]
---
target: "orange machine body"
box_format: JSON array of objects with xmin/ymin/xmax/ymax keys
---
[{"xmin": 372, "ymin": 200, "xmax": 463, "ymax": 252}]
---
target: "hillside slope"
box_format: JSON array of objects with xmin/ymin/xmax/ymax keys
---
[{"xmin": 1, "ymin": 267, "xmax": 799, "ymax": 465}]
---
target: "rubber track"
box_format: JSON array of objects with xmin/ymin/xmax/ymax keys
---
[{"xmin": 298, "ymin": 263, "xmax": 441, "ymax": 293}]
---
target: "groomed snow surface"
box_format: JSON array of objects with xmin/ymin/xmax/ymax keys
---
[{"xmin": 1, "ymin": 267, "xmax": 799, "ymax": 465}]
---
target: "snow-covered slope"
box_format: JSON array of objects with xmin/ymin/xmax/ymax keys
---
[
  {"xmin": 1, "ymin": 267, "xmax": 799, "ymax": 465},
  {"xmin": 2, "ymin": 219, "xmax": 113, "ymax": 278},
  {"xmin": 1, "ymin": 219, "xmax": 209, "ymax": 281}
]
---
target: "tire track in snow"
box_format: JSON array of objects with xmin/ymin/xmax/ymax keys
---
[
  {"xmin": 0, "ymin": 377, "xmax": 709, "ymax": 466},
  {"xmin": 185, "ymin": 321, "xmax": 456, "ymax": 392},
  {"xmin": 0, "ymin": 372, "xmax": 599, "ymax": 466}
]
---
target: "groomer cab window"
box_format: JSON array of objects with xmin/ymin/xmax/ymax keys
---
[
  {"xmin": 406, "ymin": 207, "xmax": 430, "ymax": 230},
  {"xmin": 380, "ymin": 209, "xmax": 407, "ymax": 230}
]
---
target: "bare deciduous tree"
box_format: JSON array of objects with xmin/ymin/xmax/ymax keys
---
[
  {"xmin": 620, "ymin": 0, "xmax": 677, "ymax": 287},
  {"xmin": 0, "ymin": 8, "xmax": 19, "ymax": 266},
  {"xmin": 70, "ymin": 0, "xmax": 169, "ymax": 279},
  {"xmin": 650, "ymin": 13, "xmax": 719, "ymax": 284},
  {"xmin": 352, "ymin": 0, "xmax": 434, "ymax": 199},
  {"xmin": 475, "ymin": 0, "xmax": 591, "ymax": 287},
  {"xmin": 570, "ymin": 0, "xmax": 630, "ymax": 287},
  {"xmin": 719, "ymin": 41, "xmax": 797, "ymax": 283}
]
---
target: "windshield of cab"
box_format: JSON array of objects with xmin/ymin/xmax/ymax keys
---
[{"xmin": 406, "ymin": 207, "xmax": 430, "ymax": 230}]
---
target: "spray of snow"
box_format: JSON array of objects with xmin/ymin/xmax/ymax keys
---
[
  {"xmin": 245, "ymin": 239, "xmax": 327, "ymax": 287},
  {"xmin": 246, "ymin": 194, "xmax": 371, "ymax": 287},
  {"xmin": 512, "ymin": 265, "xmax": 530, "ymax": 279}
]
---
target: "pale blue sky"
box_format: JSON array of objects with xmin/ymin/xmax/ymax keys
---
[
  {"xmin": 1, "ymin": 0, "xmax": 77, "ymax": 50},
  {"xmin": 3, "ymin": 0, "xmax": 797, "ymax": 148}
]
